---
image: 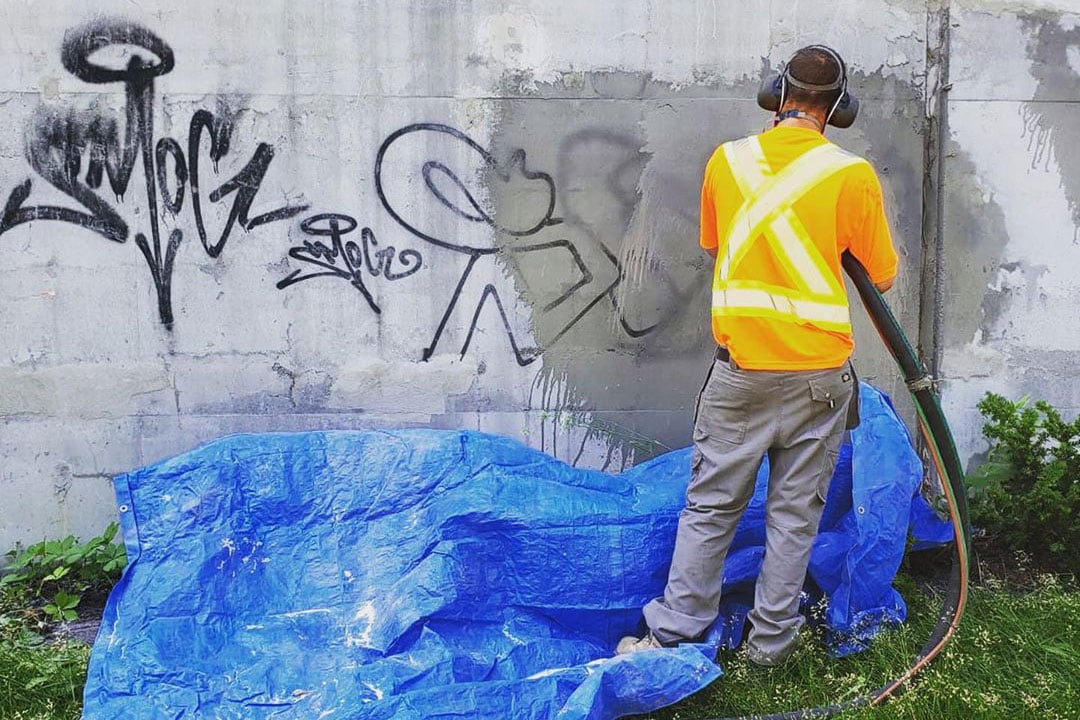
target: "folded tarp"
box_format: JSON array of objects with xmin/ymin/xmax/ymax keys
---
[{"xmin": 83, "ymin": 382, "xmax": 950, "ymax": 719}]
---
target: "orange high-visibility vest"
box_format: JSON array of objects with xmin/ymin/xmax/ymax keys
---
[{"xmin": 701, "ymin": 128, "xmax": 897, "ymax": 370}]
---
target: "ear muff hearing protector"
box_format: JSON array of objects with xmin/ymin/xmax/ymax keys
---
[{"xmin": 756, "ymin": 45, "xmax": 860, "ymax": 129}]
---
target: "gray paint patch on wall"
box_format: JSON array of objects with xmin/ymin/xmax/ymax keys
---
[
  {"xmin": 486, "ymin": 73, "xmax": 757, "ymax": 460},
  {"xmin": 487, "ymin": 69, "xmax": 930, "ymax": 458},
  {"xmin": 940, "ymin": 145, "xmax": 1011, "ymax": 350}
]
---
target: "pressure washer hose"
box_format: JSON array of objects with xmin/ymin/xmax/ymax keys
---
[{"xmin": 708, "ymin": 253, "xmax": 972, "ymax": 720}]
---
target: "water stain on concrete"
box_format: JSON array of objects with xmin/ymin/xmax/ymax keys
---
[{"xmin": 1021, "ymin": 12, "xmax": 1080, "ymax": 238}]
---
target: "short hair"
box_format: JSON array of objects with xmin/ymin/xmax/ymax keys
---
[{"xmin": 785, "ymin": 46, "xmax": 844, "ymax": 110}]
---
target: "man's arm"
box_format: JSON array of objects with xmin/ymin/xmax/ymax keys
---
[
  {"xmin": 840, "ymin": 166, "xmax": 898, "ymax": 293},
  {"xmin": 700, "ymin": 152, "xmax": 720, "ymax": 259}
]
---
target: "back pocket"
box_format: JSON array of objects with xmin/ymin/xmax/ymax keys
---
[{"xmin": 694, "ymin": 368, "xmax": 752, "ymax": 445}]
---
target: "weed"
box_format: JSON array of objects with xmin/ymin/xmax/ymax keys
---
[
  {"xmin": 0, "ymin": 639, "xmax": 88, "ymax": 720},
  {"xmin": 0, "ymin": 524, "xmax": 125, "ymax": 720},
  {"xmin": 1, "ymin": 522, "xmax": 126, "ymax": 624}
]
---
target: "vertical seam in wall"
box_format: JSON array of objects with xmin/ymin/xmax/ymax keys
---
[
  {"xmin": 919, "ymin": 0, "xmax": 950, "ymax": 378},
  {"xmin": 917, "ymin": 0, "xmax": 951, "ymax": 487},
  {"xmin": 930, "ymin": 3, "xmax": 951, "ymax": 380}
]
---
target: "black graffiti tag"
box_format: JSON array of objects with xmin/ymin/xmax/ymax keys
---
[
  {"xmin": 0, "ymin": 19, "xmax": 308, "ymax": 327},
  {"xmin": 276, "ymin": 213, "xmax": 421, "ymax": 312}
]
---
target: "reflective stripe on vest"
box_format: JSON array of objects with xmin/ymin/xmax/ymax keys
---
[{"xmin": 714, "ymin": 136, "xmax": 865, "ymax": 333}]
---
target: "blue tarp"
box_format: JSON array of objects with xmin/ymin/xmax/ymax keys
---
[{"xmin": 84, "ymin": 382, "xmax": 951, "ymax": 720}]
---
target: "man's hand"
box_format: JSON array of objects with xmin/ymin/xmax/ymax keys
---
[
  {"xmin": 874, "ymin": 277, "xmax": 895, "ymax": 293},
  {"xmin": 705, "ymin": 246, "xmax": 718, "ymax": 259}
]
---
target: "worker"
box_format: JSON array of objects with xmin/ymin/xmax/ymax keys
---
[{"xmin": 616, "ymin": 45, "xmax": 899, "ymax": 667}]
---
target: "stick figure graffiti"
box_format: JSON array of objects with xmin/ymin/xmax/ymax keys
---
[
  {"xmin": 372, "ymin": 123, "xmax": 610, "ymax": 365},
  {"xmin": 274, "ymin": 121, "xmax": 698, "ymax": 367}
]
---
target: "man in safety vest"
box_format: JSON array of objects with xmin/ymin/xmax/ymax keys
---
[{"xmin": 617, "ymin": 45, "xmax": 899, "ymax": 666}]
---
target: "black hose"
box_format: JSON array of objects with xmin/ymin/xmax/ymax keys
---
[
  {"xmin": 700, "ymin": 253, "xmax": 971, "ymax": 720},
  {"xmin": 840, "ymin": 252, "xmax": 971, "ymax": 547}
]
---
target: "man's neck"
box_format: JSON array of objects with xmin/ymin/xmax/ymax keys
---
[{"xmin": 775, "ymin": 108, "xmax": 824, "ymax": 133}]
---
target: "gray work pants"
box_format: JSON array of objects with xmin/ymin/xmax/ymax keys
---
[{"xmin": 644, "ymin": 353, "xmax": 854, "ymax": 659}]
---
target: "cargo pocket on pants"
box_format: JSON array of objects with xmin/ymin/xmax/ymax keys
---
[
  {"xmin": 815, "ymin": 449, "xmax": 839, "ymax": 504},
  {"xmin": 690, "ymin": 445, "xmax": 704, "ymax": 475},
  {"xmin": 806, "ymin": 372, "xmax": 853, "ymax": 440}
]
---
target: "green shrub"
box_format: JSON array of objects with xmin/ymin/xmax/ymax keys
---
[{"xmin": 966, "ymin": 393, "xmax": 1080, "ymax": 575}]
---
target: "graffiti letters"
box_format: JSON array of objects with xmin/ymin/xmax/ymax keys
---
[
  {"xmin": 276, "ymin": 213, "xmax": 421, "ymax": 312},
  {"xmin": 0, "ymin": 19, "xmax": 308, "ymax": 327}
]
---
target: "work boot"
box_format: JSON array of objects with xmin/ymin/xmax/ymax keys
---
[{"xmin": 615, "ymin": 632, "xmax": 665, "ymax": 655}]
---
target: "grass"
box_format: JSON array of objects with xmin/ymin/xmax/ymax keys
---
[
  {"xmin": 631, "ymin": 573, "xmax": 1080, "ymax": 720},
  {"xmin": 0, "ymin": 576, "xmax": 1076, "ymax": 720},
  {"xmin": 0, "ymin": 592, "xmax": 90, "ymax": 720},
  {"xmin": 0, "ymin": 637, "xmax": 88, "ymax": 720}
]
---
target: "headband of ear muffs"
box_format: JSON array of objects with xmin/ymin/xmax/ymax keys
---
[{"xmin": 756, "ymin": 45, "xmax": 860, "ymax": 129}]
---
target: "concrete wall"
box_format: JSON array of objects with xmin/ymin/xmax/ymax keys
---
[
  {"xmin": 0, "ymin": 0, "xmax": 1073, "ymax": 552},
  {"xmin": 937, "ymin": 1, "xmax": 1080, "ymax": 464}
]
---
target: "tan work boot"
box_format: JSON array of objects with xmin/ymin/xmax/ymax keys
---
[{"xmin": 615, "ymin": 632, "xmax": 665, "ymax": 655}]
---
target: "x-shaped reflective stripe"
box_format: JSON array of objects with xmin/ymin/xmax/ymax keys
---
[{"xmin": 719, "ymin": 138, "xmax": 863, "ymax": 301}]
